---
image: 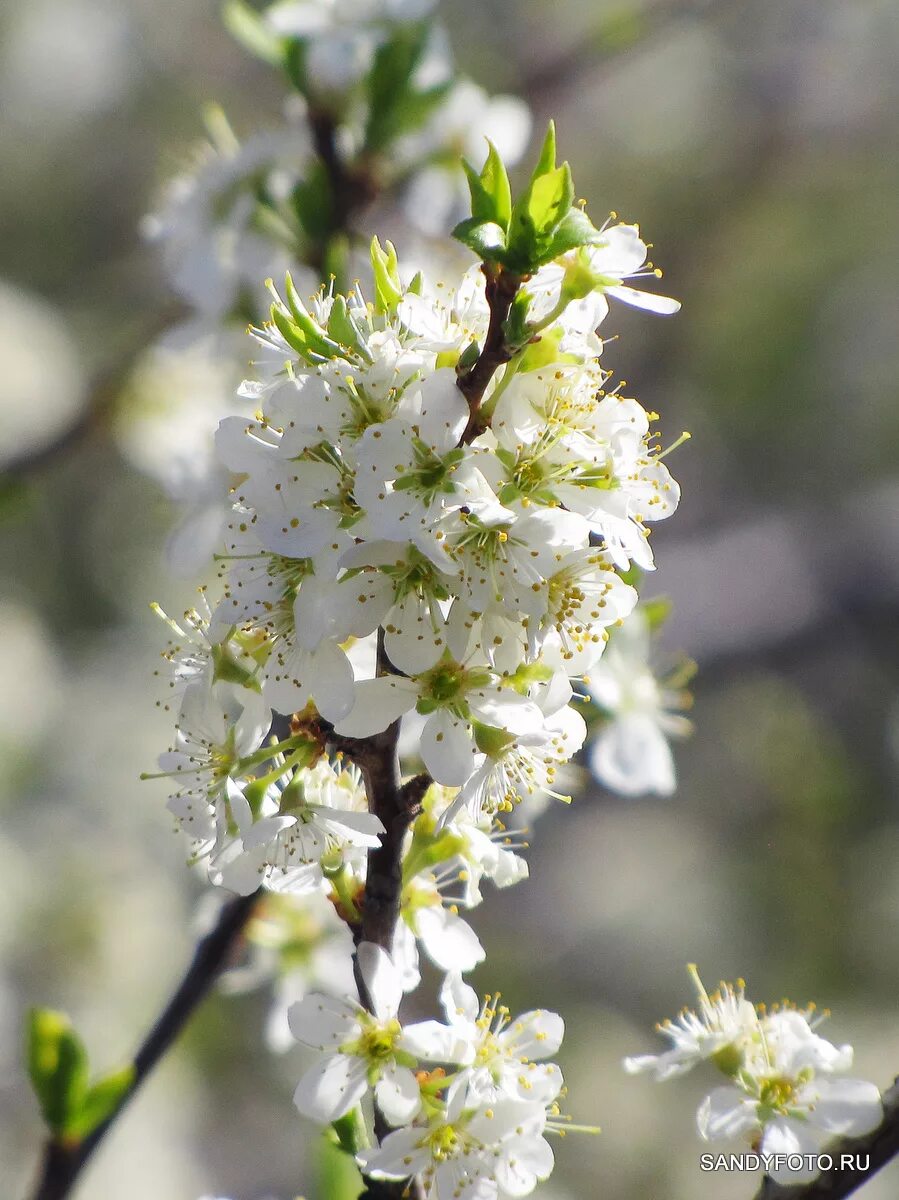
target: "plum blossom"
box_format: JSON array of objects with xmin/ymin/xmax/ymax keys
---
[
  {"xmin": 360, "ymin": 1084, "xmax": 556, "ymax": 1200},
  {"xmin": 289, "ymin": 943, "xmax": 466, "ymax": 1125},
  {"xmin": 588, "ymin": 608, "xmax": 692, "ymax": 797},
  {"xmin": 698, "ymin": 1007, "xmax": 882, "ymax": 1184},
  {"xmin": 626, "ymin": 967, "xmax": 883, "ymax": 1187}
]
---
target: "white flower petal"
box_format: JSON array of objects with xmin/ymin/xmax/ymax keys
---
[
  {"xmin": 334, "ymin": 677, "xmax": 418, "ymax": 738},
  {"xmin": 357, "ymin": 941, "xmax": 403, "ymax": 1022},
  {"xmin": 375, "ymin": 1063, "xmax": 422, "ymax": 1126},
  {"xmin": 420, "ymin": 709, "xmax": 480, "ymax": 785},
  {"xmin": 293, "ymin": 1052, "xmax": 368, "ymax": 1123}
]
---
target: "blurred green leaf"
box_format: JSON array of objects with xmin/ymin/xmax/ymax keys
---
[
  {"xmin": 317, "ymin": 1135, "xmax": 364, "ymax": 1200},
  {"xmin": 222, "ymin": 0, "xmax": 285, "ymax": 65},
  {"xmin": 365, "ymin": 26, "xmax": 448, "ymax": 152},
  {"xmin": 66, "ymin": 1065, "xmax": 135, "ymax": 1140},
  {"xmin": 292, "ymin": 163, "xmax": 335, "ymax": 243},
  {"xmin": 27, "ymin": 1009, "xmax": 89, "ymax": 1136},
  {"xmin": 642, "ymin": 596, "xmax": 673, "ymax": 631}
]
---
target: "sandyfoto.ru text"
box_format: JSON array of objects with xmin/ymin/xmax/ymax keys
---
[{"xmin": 700, "ymin": 1153, "xmax": 871, "ymax": 1173}]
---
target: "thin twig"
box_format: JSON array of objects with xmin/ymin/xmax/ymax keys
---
[
  {"xmin": 26, "ymin": 890, "xmax": 260, "ymax": 1200},
  {"xmin": 752, "ymin": 1078, "xmax": 899, "ymax": 1200}
]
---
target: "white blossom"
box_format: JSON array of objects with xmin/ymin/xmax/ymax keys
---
[
  {"xmin": 624, "ymin": 965, "xmax": 760, "ymax": 1081},
  {"xmin": 360, "ymin": 1082, "xmax": 556, "ymax": 1199},
  {"xmin": 289, "ymin": 942, "xmax": 464, "ymax": 1126},
  {"xmin": 698, "ymin": 1007, "xmax": 882, "ymax": 1184},
  {"xmin": 588, "ymin": 609, "xmax": 691, "ymax": 797}
]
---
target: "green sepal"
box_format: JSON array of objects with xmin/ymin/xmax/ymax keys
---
[
  {"xmin": 370, "ymin": 237, "xmax": 403, "ymax": 315},
  {"xmin": 518, "ymin": 327, "xmax": 576, "ymax": 372},
  {"xmin": 222, "ymin": 0, "xmax": 285, "ymax": 66},
  {"xmin": 472, "ymin": 720, "xmax": 517, "ymax": 756},
  {"xmin": 211, "ymin": 643, "xmax": 260, "ymax": 690},
  {"xmin": 27, "ymin": 1009, "xmax": 88, "ymax": 1136},
  {"xmin": 503, "ymin": 660, "xmax": 555, "ymax": 695}
]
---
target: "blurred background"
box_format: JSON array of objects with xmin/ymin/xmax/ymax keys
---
[{"xmin": 2, "ymin": 0, "xmax": 899, "ymax": 1197}]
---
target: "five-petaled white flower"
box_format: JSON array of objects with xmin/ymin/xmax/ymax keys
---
[{"xmin": 289, "ymin": 943, "xmax": 467, "ymax": 1126}]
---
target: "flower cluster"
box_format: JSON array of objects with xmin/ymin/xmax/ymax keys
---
[
  {"xmin": 625, "ymin": 966, "xmax": 883, "ymax": 1185},
  {"xmin": 147, "ymin": 73, "xmax": 687, "ymax": 1197},
  {"xmin": 291, "ymin": 942, "xmax": 580, "ymax": 1198}
]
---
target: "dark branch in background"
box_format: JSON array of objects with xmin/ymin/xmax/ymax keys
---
[
  {"xmin": 751, "ymin": 1079, "xmax": 899, "ymax": 1200},
  {"xmin": 307, "ymin": 110, "xmax": 378, "ymax": 275},
  {"xmin": 26, "ymin": 891, "xmax": 260, "ymax": 1200}
]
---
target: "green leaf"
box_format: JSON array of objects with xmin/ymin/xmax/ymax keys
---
[
  {"xmin": 507, "ymin": 163, "xmax": 574, "ymax": 266},
  {"xmin": 463, "ymin": 141, "xmax": 512, "ymax": 229},
  {"xmin": 531, "ymin": 120, "xmax": 557, "ymax": 180},
  {"xmin": 66, "ymin": 1065, "xmax": 135, "ymax": 1140},
  {"xmin": 369, "ymin": 237, "xmax": 403, "ymax": 314},
  {"xmin": 451, "ymin": 217, "xmax": 507, "ymax": 260},
  {"xmin": 222, "ymin": 0, "xmax": 285, "ymax": 66},
  {"xmin": 480, "ymin": 141, "xmax": 513, "ymax": 228},
  {"xmin": 27, "ymin": 1009, "xmax": 89, "ymax": 1135},
  {"xmin": 543, "ymin": 207, "xmax": 602, "ymax": 262},
  {"xmin": 331, "ymin": 1108, "xmax": 368, "ymax": 1156}
]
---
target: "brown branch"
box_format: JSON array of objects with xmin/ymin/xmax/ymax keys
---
[
  {"xmin": 25, "ymin": 890, "xmax": 260, "ymax": 1200},
  {"xmin": 752, "ymin": 1078, "xmax": 899, "ymax": 1200},
  {"xmin": 456, "ymin": 264, "xmax": 523, "ymax": 440},
  {"xmin": 324, "ymin": 639, "xmax": 430, "ymax": 1199}
]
